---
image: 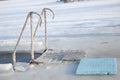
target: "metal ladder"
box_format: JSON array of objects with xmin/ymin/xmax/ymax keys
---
[{"xmin": 12, "ymin": 8, "xmax": 55, "ymax": 71}]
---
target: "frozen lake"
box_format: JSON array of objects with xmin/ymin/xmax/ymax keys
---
[
  {"xmin": 0, "ymin": 0, "xmax": 120, "ymax": 51},
  {"xmin": 0, "ymin": 0, "xmax": 120, "ymax": 39},
  {"xmin": 0, "ymin": 0, "xmax": 120, "ymax": 80}
]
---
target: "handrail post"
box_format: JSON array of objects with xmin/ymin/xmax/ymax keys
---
[
  {"xmin": 44, "ymin": 10, "xmax": 48, "ymax": 49},
  {"xmin": 41, "ymin": 8, "xmax": 55, "ymax": 51},
  {"xmin": 30, "ymin": 12, "xmax": 35, "ymax": 61},
  {"xmin": 12, "ymin": 13, "xmax": 30, "ymax": 71}
]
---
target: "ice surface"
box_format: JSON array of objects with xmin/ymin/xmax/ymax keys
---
[
  {"xmin": 0, "ymin": 0, "xmax": 120, "ymax": 40},
  {"xmin": 0, "ymin": 63, "xmax": 13, "ymax": 73}
]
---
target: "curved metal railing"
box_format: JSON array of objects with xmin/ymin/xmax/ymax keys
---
[
  {"xmin": 12, "ymin": 11, "xmax": 42, "ymax": 71},
  {"xmin": 41, "ymin": 8, "xmax": 55, "ymax": 51},
  {"xmin": 12, "ymin": 8, "xmax": 55, "ymax": 71}
]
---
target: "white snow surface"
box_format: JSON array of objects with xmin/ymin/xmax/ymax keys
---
[
  {"xmin": 0, "ymin": 0, "xmax": 120, "ymax": 80},
  {"xmin": 0, "ymin": 0, "xmax": 120, "ymax": 41}
]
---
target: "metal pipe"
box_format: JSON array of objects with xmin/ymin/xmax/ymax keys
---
[
  {"xmin": 30, "ymin": 12, "xmax": 34, "ymax": 61},
  {"xmin": 12, "ymin": 11, "xmax": 42, "ymax": 71},
  {"xmin": 41, "ymin": 8, "xmax": 55, "ymax": 50},
  {"xmin": 12, "ymin": 13, "xmax": 30, "ymax": 70}
]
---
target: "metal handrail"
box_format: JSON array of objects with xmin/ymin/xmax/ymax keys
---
[
  {"xmin": 41, "ymin": 8, "xmax": 55, "ymax": 51},
  {"xmin": 12, "ymin": 8, "xmax": 55, "ymax": 71},
  {"xmin": 12, "ymin": 11, "xmax": 42, "ymax": 71}
]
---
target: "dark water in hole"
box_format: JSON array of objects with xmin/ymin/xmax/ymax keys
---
[{"xmin": 0, "ymin": 52, "xmax": 42, "ymax": 64}]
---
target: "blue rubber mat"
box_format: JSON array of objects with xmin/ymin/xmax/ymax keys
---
[{"xmin": 76, "ymin": 58, "xmax": 117, "ymax": 75}]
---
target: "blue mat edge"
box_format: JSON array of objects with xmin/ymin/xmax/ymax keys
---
[{"xmin": 76, "ymin": 58, "xmax": 117, "ymax": 75}]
